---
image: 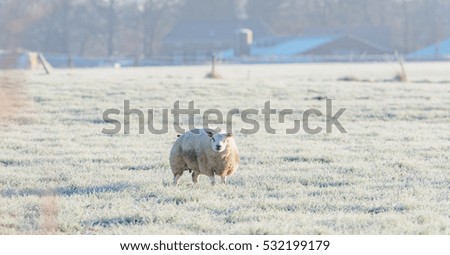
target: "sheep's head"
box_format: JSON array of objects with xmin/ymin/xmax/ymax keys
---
[{"xmin": 206, "ymin": 130, "xmax": 233, "ymax": 153}]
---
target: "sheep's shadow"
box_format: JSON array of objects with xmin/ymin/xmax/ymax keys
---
[{"xmin": 1, "ymin": 182, "xmax": 132, "ymax": 198}]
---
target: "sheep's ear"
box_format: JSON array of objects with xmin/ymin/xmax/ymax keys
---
[
  {"xmin": 206, "ymin": 131, "xmax": 213, "ymax": 137},
  {"xmin": 226, "ymin": 133, "xmax": 233, "ymax": 138}
]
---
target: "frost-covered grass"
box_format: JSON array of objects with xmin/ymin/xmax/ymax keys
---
[{"xmin": 0, "ymin": 63, "xmax": 449, "ymax": 234}]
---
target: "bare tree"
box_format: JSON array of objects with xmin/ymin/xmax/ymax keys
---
[
  {"xmin": 1, "ymin": 0, "xmax": 450, "ymax": 58},
  {"xmin": 107, "ymin": 0, "xmax": 116, "ymax": 57},
  {"xmin": 138, "ymin": 0, "xmax": 183, "ymax": 57}
]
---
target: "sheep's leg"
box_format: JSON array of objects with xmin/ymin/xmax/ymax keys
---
[
  {"xmin": 220, "ymin": 176, "xmax": 227, "ymax": 185},
  {"xmin": 209, "ymin": 175, "xmax": 216, "ymax": 185},
  {"xmin": 192, "ymin": 172, "xmax": 199, "ymax": 184},
  {"xmin": 173, "ymin": 173, "xmax": 182, "ymax": 186}
]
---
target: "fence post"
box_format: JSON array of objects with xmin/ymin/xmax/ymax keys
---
[
  {"xmin": 206, "ymin": 54, "xmax": 222, "ymax": 79},
  {"xmin": 38, "ymin": 53, "xmax": 51, "ymax": 75}
]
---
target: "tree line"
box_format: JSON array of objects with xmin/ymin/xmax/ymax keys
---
[{"xmin": 0, "ymin": 0, "xmax": 449, "ymax": 57}]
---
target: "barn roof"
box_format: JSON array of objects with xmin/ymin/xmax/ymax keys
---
[
  {"xmin": 408, "ymin": 38, "xmax": 450, "ymax": 57},
  {"xmin": 219, "ymin": 34, "xmax": 388, "ymax": 58},
  {"xmin": 251, "ymin": 35, "xmax": 337, "ymax": 56}
]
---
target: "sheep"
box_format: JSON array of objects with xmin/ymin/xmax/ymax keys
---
[{"xmin": 170, "ymin": 128, "xmax": 240, "ymax": 185}]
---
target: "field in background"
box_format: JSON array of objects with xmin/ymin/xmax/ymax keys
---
[{"xmin": 0, "ymin": 63, "xmax": 449, "ymax": 234}]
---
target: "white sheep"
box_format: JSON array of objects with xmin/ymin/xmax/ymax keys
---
[{"xmin": 169, "ymin": 128, "xmax": 240, "ymax": 185}]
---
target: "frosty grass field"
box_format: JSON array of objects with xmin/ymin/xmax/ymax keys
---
[{"xmin": 0, "ymin": 63, "xmax": 449, "ymax": 234}]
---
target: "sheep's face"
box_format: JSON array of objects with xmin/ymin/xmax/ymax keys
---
[{"xmin": 207, "ymin": 132, "xmax": 233, "ymax": 152}]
